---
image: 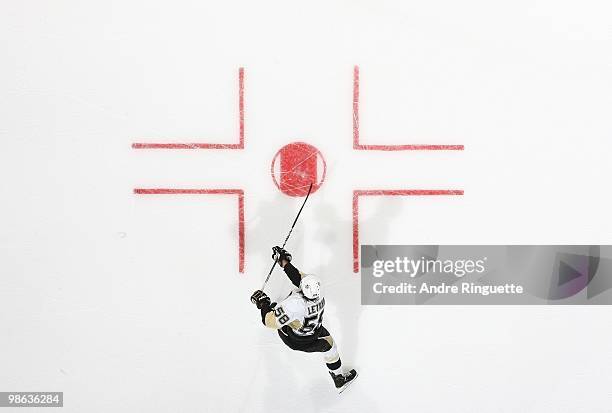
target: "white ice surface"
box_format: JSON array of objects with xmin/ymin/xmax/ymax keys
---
[{"xmin": 2, "ymin": 1, "xmax": 612, "ymax": 412}]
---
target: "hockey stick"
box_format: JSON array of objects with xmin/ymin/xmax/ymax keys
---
[{"xmin": 261, "ymin": 182, "xmax": 313, "ymax": 290}]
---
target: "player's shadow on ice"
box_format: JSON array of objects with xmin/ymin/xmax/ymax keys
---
[
  {"xmin": 246, "ymin": 193, "xmax": 307, "ymax": 297},
  {"xmin": 310, "ymin": 199, "xmax": 401, "ymax": 369}
]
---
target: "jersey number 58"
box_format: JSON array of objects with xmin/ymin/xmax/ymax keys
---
[{"xmin": 274, "ymin": 307, "xmax": 290, "ymax": 324}]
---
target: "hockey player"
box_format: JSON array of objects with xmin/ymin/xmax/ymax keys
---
[{"xmin": 250, "ymin": 246, "xmax": 358, "ymax": 393}]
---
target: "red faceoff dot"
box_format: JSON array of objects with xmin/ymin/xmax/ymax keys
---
[{"xmin": 271, "ymin": 142, "xmax": 326, "ymax": 197}]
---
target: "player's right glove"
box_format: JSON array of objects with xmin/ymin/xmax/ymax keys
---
[
  {"xmin": 251, "ymin": 290, "xmax": 274, "ymax": 326},
  {"xmin": 272, "ymin": 246, "xmax": 292, "ymax": 265},
  {"xmin": 250, "ymin": 290, "xmax": 271, "ymax": 309}
]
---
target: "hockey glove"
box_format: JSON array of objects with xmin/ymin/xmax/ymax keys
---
[
  {"xmin": 250, "ymin": 290, "xmax": 271, "ymax": 309},
  {"xmin": 272, "ymin": 246, "xmax": 292, "ymax": 265}
]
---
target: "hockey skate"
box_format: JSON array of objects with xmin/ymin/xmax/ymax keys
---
[{"xmin": 329, "ymin": 369, "xmax": 358, "ymax": 393}]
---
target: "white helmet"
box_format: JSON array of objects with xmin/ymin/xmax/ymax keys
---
[{"xmin": 300, "ymin": 275, "xmax": 321, "ymax": 300}]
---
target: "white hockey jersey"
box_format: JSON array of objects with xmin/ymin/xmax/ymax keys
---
[{"xmin": 266, "ymin": 291, "xmax": 325, "ymax": 337}]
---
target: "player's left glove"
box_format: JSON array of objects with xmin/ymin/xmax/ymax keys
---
[
  {"xmin": 272, "ymin": 246, "xmax": 292, "ymax": 265},
  {"xmin": 250, "ymin": 290, "xmax": 271, "ymax": 309}
]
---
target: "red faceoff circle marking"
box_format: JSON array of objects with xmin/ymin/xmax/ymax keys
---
[{"xmin": 271, "ymin": 142, "xmax": 326, "ymax": 197}]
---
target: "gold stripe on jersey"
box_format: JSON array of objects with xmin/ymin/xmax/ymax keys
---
[
  {"xmin": 264, "ymin": 311, "xmax": 279, "ymax": 329},
  {"xmin": 288, "ymin": 319, "xmax": 302, "ymax": 330}
]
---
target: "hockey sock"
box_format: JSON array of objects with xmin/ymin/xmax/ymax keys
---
[{"xmin": 326, "ymin": 358, "xmax": 342, "ymax": 375}]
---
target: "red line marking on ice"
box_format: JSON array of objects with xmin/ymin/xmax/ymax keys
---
[
  {"xmin": 352, "ymin": 189, "xmax": 464, "ymax": 273},
  {"xmin": 131, "ymin": 143, "xmax": 242, "ymax": 149},
  {"xmin": 134, "ymin": 189, "xmax": 243, "ymax": 195},
  {"xmin": 134, "ymin": 188, "xmax": 245, "ymax": 273},
  {"xmin": 352, "ymin": 66, "xmax": 464, "ymax": 151},
  {"xmin": 132, "ymin": 67, "xmax": 245, "ymax": 150}
]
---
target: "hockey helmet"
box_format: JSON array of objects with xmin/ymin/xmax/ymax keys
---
[{"xmin": 300, "ymin": 274, "xmax": 321, "ymax": 300}]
